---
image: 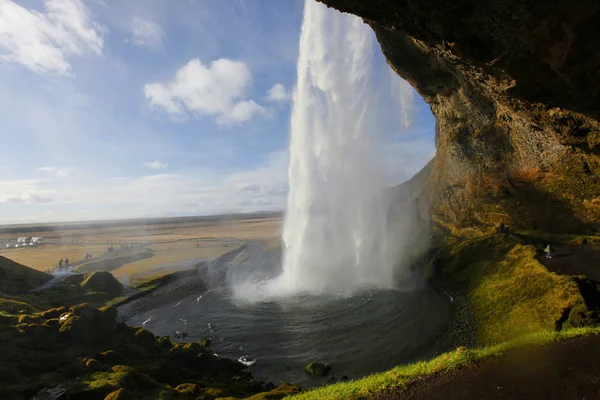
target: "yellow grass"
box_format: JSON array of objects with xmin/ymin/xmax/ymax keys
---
[
  {"xmin": 0, "ymin": 217, "xmax": 281, "ymax": 275},
  {"xmin": 113, "ymin": 242, "xmax": 239, "ymax": 279},
  {"xmin": 1, "ymin": 245, "xmax": 111, "ymax": 272}
]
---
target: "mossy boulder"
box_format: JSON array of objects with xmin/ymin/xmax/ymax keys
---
[
  {"xmin": 246, "ymin": 383, "xmax": 303, "ymax": 400},
  {"xmin": 86, "ymin": 359, "xmax": 108, "ymax": 372},
  {"xmin": 304, "ymin": 362, "xmax": 331, "ymax": 377},
  {"xmin": 59, "ymin": 304, "xmax": 117, "ymax": 344},
  {"xmin": 39, "ymin": 306, "xmax": 68, "ymax": 319},
  {"xmin": 18, "ymin": 314, "xmax": 43, "ymax": 324},
  {"xmin": 96, "ymin": 351, "xmax": 127, "ymax": 367},
  {"xmin": 174, "ymin": 383, "xmax": 203, "ymax": 396},
  {"xmin": 80, "ymin": 271, "xmax": 123, "ymax": 297},
  {"xmin": 134, "ymin": 328, "xmax": 155, "ymax": 347},
  {"xmin": 156, "ymin": 336, "xmax": 173, "ymax": 349},
  {"xmin": 104, "ymin": 388, "xmax": 135, "ymax": 400}
]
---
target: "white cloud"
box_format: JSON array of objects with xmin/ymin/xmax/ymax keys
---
[
  {"xmin": 266, "ymin": 83, "xmax": 291, "ymax": 102},
  {"xmin": 0, "ymin": 179, "xmax": 53, "ymax": 203},
  {"xmin": 143, "ymin": 161, "xmax": 168, "ymax": 169},
  {"xmin": 130, "ymin": 17, "xmax": 163, "ymax": 48},
  {"xmin": 0, "ymin": 0, "xmax": 104, "ymax": 75},
  {"xmin": 0, "ymin": 150, "xmax": 289, "ymax": 223},
  {"xmin": 38, "ymin": 166, "xmax": 70, "ymax": 176},
  {"xmin": 144, "ymin": 57, "xmax": 270, "ymax": 125}
]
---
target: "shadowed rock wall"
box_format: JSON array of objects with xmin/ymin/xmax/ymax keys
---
[{"xmin": 319, "ymin": 0, "xmax": 600, "ymax": 235}]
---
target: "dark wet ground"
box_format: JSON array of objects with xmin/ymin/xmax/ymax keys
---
[
  {"xmin": 378, "ymin": 335, "xmax": 600, "ymax": 400},
  {"xmin": 539, "ymin": 244, "xmax": 600, "ymax": 282},
  {"xmin": 118, "ymin": 242, "xmax": 452, "ymax": 386}
]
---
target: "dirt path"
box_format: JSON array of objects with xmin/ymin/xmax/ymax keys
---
[
  {"xmin": 539, "ymin": 244, "xmax": 600, "ymax": 281},
  {"xmin": 374, "ymin": 335, "xmax": 600, "ymax": 400}
]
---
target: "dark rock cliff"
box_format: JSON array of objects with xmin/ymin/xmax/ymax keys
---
[{"xmin": 319, "ymin": 0, "xmax": 600, "ymax": 235}]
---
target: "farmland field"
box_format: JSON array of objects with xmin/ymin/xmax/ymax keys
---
[{"xmin": 0, "ymin": 215, "xmax": 282, "ymax": 280}]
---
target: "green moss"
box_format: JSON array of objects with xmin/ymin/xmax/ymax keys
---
[
  {"xmin": 0, "ymin": 297, "xmax": 38, "ymax": 314},
  {"xmin": 248, "ymin": 383, "xmax": 303, "ymax": 400},
  {"xmin": 105, "ymin": 388, "xmax": 136, "ymax": 400},
  {"xmin": 287, "ymin": 328, "xmax": 600, "ymax": 400},
  {"xmin": 304, "ymin": 363, "xmax": 331, "ymax": 377},
  {"xmin": 174, "ymin": 383, "xmax": 203, "ymax": 396},
  {"xmin": 439, "ymin": 234, "xmax": 585, "ymax": 343},
  {"xmin": 96, "ymin": 350, "xmax": 127, "ymax": 366}
]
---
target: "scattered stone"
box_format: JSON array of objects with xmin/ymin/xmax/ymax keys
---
[{"xmin": 304, "ymin": 362, "xmax": 331, "ymax": 377}]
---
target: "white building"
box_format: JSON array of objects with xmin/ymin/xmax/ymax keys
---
[
  {"xmin": 17, "ymin": 237, "xmax": 31, "ymax": 243},
  {"xmin": 31, "ymin": 237, "xmax": 43, "ymax": 243}
]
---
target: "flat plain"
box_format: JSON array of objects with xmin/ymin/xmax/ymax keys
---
[{"xmin": 0, "ymin": 215, "xmax": 282, "ymax": 280}]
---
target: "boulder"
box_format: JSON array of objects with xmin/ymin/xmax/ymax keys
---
[
  {"xmin": 86, "ymin": 359, "xmax": 107, "ymax": 372},
  {"xmin": 134, "ymin": 328, "xmax": 155, "ymax": 347},
  {"xmin": 175, "ymin": 383, "xmax": 203, "ymax": 396},
  {"xmin": 80, "ymin": 271, "xmax": 123, "ymax": 297},
  {"xmin": 39, "ymin": 306, "xmax": 68, "ymax": 320},
  {"xmin": 304, "ymin": 362, "xmax": 331, "ymax": 377},
  {"xmin": 96, "ymin": 350, "xmax": 127, "ymax": 367}
]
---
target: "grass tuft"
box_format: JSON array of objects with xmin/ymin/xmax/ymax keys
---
[{"xmin": 286, "ymin": 327, "xmax": 600, "ymax": 400}]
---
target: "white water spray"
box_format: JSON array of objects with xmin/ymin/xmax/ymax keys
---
[
  {"xmin": 232, "ymin": 0, "xmax": 417, "ymax": 300},
  {"xmin": 274, "ymin": 0, "xmax": 413, "ymax": 295}
]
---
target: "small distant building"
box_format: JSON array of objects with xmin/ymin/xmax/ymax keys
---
[
  {"xmin": 17, "ymin": 237, "xmax": 32, "ymax": 243},
  {"xmin": 31, "ymin": 237, "xmax": 43, "ymax": 244}
]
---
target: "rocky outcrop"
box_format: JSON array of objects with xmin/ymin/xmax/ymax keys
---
[
  {"xmin": 1, "ymin": 303, "xmax": 288, "ymax": 399},
  {"xmin": 319, "ymin": 0, "xmax": 600, "ymax": 236}
]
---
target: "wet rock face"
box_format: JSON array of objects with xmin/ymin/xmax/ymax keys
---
[{"xmin": 319, "ymin": 0, "xmax": 600, "ymax": 235}]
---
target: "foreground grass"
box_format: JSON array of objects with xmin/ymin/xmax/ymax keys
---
[{"xmin": 288, "ymin": 327, "xmax": 600, "ymax": 400}]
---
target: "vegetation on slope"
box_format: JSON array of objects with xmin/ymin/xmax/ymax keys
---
[
  {"xmin": 0, "ymin": 256, "xmax": 52, "ymax": 294},
  {"xmin": 0, "ymin": 302, "xmax": 278, "ymax": 400},
  {"xmin": 287, "ymin": 328, "xmax": 600, "ymax": 400},
  {"xmin": 434, "ymin": 234, "xmax": 586, "ymax": 344}
]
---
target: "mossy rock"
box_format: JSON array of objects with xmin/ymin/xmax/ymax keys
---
[
  {"xmin": 80, "ymin": 367, "xmax": 161, "ymax": 397},
  {"xmin": 39, "ymin": 306, "xmax": 68, "ymax": 319},
  {"xmin": 198, "ymin": 338, "xmax": 211, "ymax": 348},
  {"xmin": 304, "ymin": 362, "xmax": 331, "ymax": 377},
  {"xmin": 246, "ymin": 383, "xmax": 303, "ymax": 400},
  {"xmin": 174, "ymin": 383, "xmax": 203, "ymax": 396},
  {"xmin": 96, "ymin": 351, "xmax": 127, "ymax": 367},
  {"xmin": 157, "ymin": 336, "xmax": 173, "ymax": 349},
  {"xmin": 134, "ymin": 328, "xmax": 155, "ymax": 347},
  {"xmin": 180, "ymin": 342, "xmax": 204, "ymax": 355},
  {"xmin": 59, "ymin": 304, "xmax": 117, "ymax": 343},
  {"xmin": 104, "ymin": 388, "xmax": 135, "ymax": 400},
  {"xmin": 59, "ymin": 359, "xmax": 88, "ymax": 377},
  {"xmin": 86, "ymin": 359, "xmax": 108, "ymax": 373},
  {"xmin": 71, "ymin": 303, "xmax": 101, "ymax": 319},
  {"xmin": 18, "ymin": 314, "xmax": 43, "ymax": 324},
  {"xmin": 81, "ymin": 271, "xmax": 123, "ymax": 297}
]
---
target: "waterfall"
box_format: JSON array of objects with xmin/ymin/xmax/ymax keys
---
[{"xmin": 274, "ymin": 0, "xmax": 406, "ymax": 295}]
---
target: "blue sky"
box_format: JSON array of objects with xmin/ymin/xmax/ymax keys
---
[{"xmin": 0, "ymin": 0, "xmax": 435, "ymax": 224}]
